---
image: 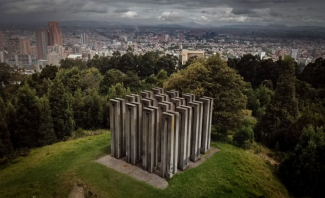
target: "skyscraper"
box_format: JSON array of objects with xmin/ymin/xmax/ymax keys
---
[
  {"xmin": 7, "ymin": 38, "xmax": 20, "ymax": 58},
  {"xmin": 35, "ymin": 29, "xmax": 49, "ymax": 60},
  {"xmin": 48, "ymin": 21, "xmax": 62, "ymax": 46},
  {"xmin": 0, "ymin": 31, "xmax": 4, "ymax": 51},
  {"xmin": 291, "ymin": 49, "xmax": 299, "ymax": 60},
  {"xmin": 19, "ymin": 37, "xmax": 31, "ymax": 55},
  {"xmin": 80, "ymin": 33, "xmax": 88, "ymax": 45}
]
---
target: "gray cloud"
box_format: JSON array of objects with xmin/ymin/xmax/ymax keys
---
[{"xmin": 0, "ymin": 0, "xmax": 324, "ymax": 26}]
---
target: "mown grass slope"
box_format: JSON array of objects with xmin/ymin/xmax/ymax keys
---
[{"xmin": 0, "ymin": 131, "xmax": 289, "ymax": 198}]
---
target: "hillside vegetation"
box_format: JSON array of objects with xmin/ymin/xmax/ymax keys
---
[{"xmin": 0, "ymin": 131, "xmax": 289, "ymax": 198}]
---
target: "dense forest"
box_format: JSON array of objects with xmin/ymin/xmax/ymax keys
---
[{"xmin": 1, "ymin": 51, "xmax": 325, "ymax": 197}]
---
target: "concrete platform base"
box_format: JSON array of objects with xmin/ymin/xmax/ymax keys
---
[{"xmin": 95, "ymin": 147, "xmax": 219, "ymax": 189}]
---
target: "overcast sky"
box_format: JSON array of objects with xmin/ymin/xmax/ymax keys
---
[{"xmin": 0, "ymin": 0, "xmax": 324, "ymax": 26}]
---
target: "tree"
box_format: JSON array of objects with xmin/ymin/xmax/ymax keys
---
[
  {"xmin": 38, "ymin": 96, "xmax": 57, "ymax": 146},
  {"xmin": 156, "ymin": 69, "xmax": 169, "ymax": 87},
  {"xmin": 72, "ymin": 89, "xmax": 86, "ymax": 129},
  {"xmin": 40, "ymin": 65, "xmax": 58, "ymax": 80},
  {"xmin": 5, "ymin": 101, "xmax": 16, "ymax": 148},
  {"xmin": 255, "ymin": 56, "xmax": 299, "ymax": 150},
  {"xmin": 48, "ymin": 79, "xmax": 74, "ymax": 140},
  {"xmin": 60, "ymin": 58, "xmax": 87, "ymax": 70},
  {"xmin": 0, "ymin": 63, "xmax": 15, "ymax": 86},
  {"xmin": 80, "ymin": 67, "xmax": 103, "ymax": 93},
  {"xmin": 164, "ymin": 54, "xmax": 247, "ymax": 135},
  {"xmin": 123, "ymin": 71, "xmax": 142, "ymax": 93},
  {"xmin": 0, "ymin": 97, "xmax": 13, "ymax": 158},
  {"xmin": 279, "ymin": 125, "xmax": 325, "ymax": 197},
  {"xmin": 155, "ymin": 54, "xmax": 178, "ymax": 76},
  {"xmin": 99, "ymin": 69, "xmax": 125, "ymax": 95},
  {"xmin": 119, "ymin": 52, "xmax": 138, "ymax": 74},
  {"xmin": 138, "ymin": 51, "xmax": 159, "ymax": 77},
  {"xmin": 15, "ymin": 84, "xmax": 41, "ymax": 148},
  {"xmin": 83, "ymin": 91, "xmax": 105, "ymax": 129},
  {"xmin": 233, "ymin": 119, "xmax": 255, "ymax": 149},
  {"xmin": 56, "ymin": 67, "xmax": 81, "ymax": 94},
  {"xmin": 107, "ymin": 83, "xmax": 131, "ymax": 99}
]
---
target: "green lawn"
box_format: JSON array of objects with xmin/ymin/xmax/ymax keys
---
[{"xmin": 0, "ymin": 131, "xmax": 290, "ymax": 198}]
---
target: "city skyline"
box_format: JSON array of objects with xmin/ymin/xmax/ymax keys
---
[{"xmin": 0, "ymin": 0, "xmax": 325, "ymax": 27}]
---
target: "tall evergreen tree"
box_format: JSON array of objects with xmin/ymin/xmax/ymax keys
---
[
  {"xmin": 49, "ymin": 79, "xmax": 74, "ymax": 140},
  {"xmin": 255, "ymin": 56, "xmax": 299, "ymax": 150},
  {"xmin": 15, "ymin": 84, "xmax": 41, "ymax": 148},
  {"xmin": 72, "ymin": 89, "xmax": 86, "ymax": 129},
  {"xmin": 5, "ymin": 101, "xmax": 16, "ymax": 148},
  {"xmin": 0, "ymin": 97, "xmax": 13, "ymax": 158},
  {"xmin": 38, "ymin": 96, "xmax": 57, "ymax": 146}
]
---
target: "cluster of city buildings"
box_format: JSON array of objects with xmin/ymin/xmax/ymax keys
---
[{"xmin": 1, "ymin": 23, "xmax": 324, "ymax": 74}]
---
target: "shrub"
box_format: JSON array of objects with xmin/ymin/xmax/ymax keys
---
[{"xmin": 233, "ymin": 119, "xmax": 255, "ymax": 149}]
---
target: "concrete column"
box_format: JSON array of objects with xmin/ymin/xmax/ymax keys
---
[
  {"xmin": 109, "ymin": 99, "xmax": 123, "ymax": 159},
  {"xmin": 148, "ymin": 106, "xmax": 160, "ymax": 170},
  {"xmin": 125, "ymin": 103, "xmax": 137, "ymax": 165},
  {"xmin": 161, "ymin": 101, "xmax": 175, "ymax": 111},
  {"xmin": 140, "ymin": 91, "xmax": 150, "ymax": 99},
  {"xmin": 116, "ymin": 98, "xmax": 126, "ymax": 156},
  {"xmin": 182, "ymin": 94, "xmax": 194, "ymax": 106},
  {"xmin": 131, "ymin": 94, "xmax": 141, "ymax": 102},
  {"xmin": 188, "ymin": 101, "xmax": 202, "ymax": 161},
  {"xmin": 166, "ymin": 90, "xmax": 179, "ymax": 99},
  {"xmin": 161, "ymin": 112, "xmax": 175, "ymax": 178},
  {"xmin": 152, "ymin": 88, "xmax": 162, "ymax": 95},
  {"xmin": 141, "ymin": 98, "xmax": 152, "ymax": 108},
  {"xmin": 175, "ymin": 97, "xmax": 186, "ymax": 105},
  {"xmin": 199, "ymin": 98, "xmax": 211, "ymax": 154},
  {"xmin": 125, "ymin": 95, "xmax": 135, "ymax": 103},
  {"xmin": 175, "ymin": 106, "xmax": 189, "ymax": 170},
  {"xmin": 202, "ymin": 97, "xmax": 214, "ymax": 150},
  {"xmin": 167, "ymin": 110, "xmax": 179, "ymax": 174},
  {"xmin": 132, "ymin": 102, "xmax": 143, "ymax": 162},
  {"xmin": 171, "ymin": 98, "xmax": 183, "ymax": 108},
  {"xmin": 154, "ymin": 94, "xmax": 165, "ymax": 103},
  {"xmin": 181, "ymin": 105, "xmax": 192, "ymax": 164},
  {"xmin": 142, "ymin": 108, "xmax": 155, "ymax": 172}
]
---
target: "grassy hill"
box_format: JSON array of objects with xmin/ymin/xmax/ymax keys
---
[{"xmin": 0, "ymin": 131, "xmax": 290, "ymax": 198}]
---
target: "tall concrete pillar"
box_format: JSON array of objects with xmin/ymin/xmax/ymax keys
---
[
  {"xmin": 116, "ymin": 98, "xmax": 126, "ymax": 156},
  {"xmin": 167, "ymin": 110, "xmax": 179, "ymax": 174},
  {"xmin": 140, "ymin": 91, "xmax": 150, "ymax": 99},
  {"xmin": 202, "ymin": 97, "xmax": 214, "ymax": 150},
  {"xmin": 175, "ymin": 106, "xmax": 189, "ymax": 170},
  {"xmin": 166, "ymin": 90, "xmax": 179, "ymax": 99},
  {"xmin": 141, "ymin": 98, "xmax": 152, "ymax": 108},
  {"xmin": 155, "ymin": 94, "xmax": 165, "ymax": 103},
  {"xmin": 161, "ymin": 112, "xmax": 175, "ymax": 178},
  {"xmin": 171, "ymin": 98, "xmax": 183, "ymax": 108},
  {"xmin": 181, "ymin": 105, "xmax": 192, "ymax": 164},
  {"xmin": 188, "ymin": 101, "xmax": 203, "ymax": 161},
  {"xmin": 125, "ymin": 95, "xmax": 135, "ymax": 103},
  {"xmin": 125, "ymin": 103, "xmax": 137, "ymax": 165},
  {"xmin": 148, "ymin": 106, "xmax": 160, "ymax": 170},
  {"xmin": 110, "ymin": 99, "xmax": 123, "ymax": 159},
  {"xmin": 199, "ymin": 97, "xmax": 212, "ymax": 154},
  {"xmin": 132, "ymin": 102, "xmax": 143, "ymax": 162},
  {"xmin": 142, "ymin": 108, "xmax": 155, "ymax": 172},
  {"xmin": 131, "ymin": 94, "xmax": 141, "ymax": 102},
  {"xmin": 182, "ymin": 94, "xmax": 195, "ymax": 106}
]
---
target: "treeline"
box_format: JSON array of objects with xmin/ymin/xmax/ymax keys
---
[
  {"xmin": 228, "ymin": 54, "xmax": 325, "ymax": 197},
  {"xmin": 0, "ymin": 51, "xmax": 177, "ymax": 161}
]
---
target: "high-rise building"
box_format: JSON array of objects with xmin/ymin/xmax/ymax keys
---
[
  {"xmin": 0, "ymin": 31, "xmax": 4, "ymax": 51},
  {"xmin": 19, "ymin": 37, "xmax": 31, "ymax": 55},
  {"xmin": 80, "ymin": 33, "xmax": 88, "ymax": 45},
  {"xmin": 291, "ymin": 49, "xmax": 299, "ymax": 60},
  {"xmin": 35, "ymin": 29, "xmax": 49, "ymax": 60},
  {"xmin": 259, "ymin": 51, "xmax": 266, "ymax": 60},
  {"xmin": 48, "ymin": 21, "xmax": 62, "ymax": 46},
  {"xmin": 7, "ymin": 38, "xmax": 20, "ymax": 57}
]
